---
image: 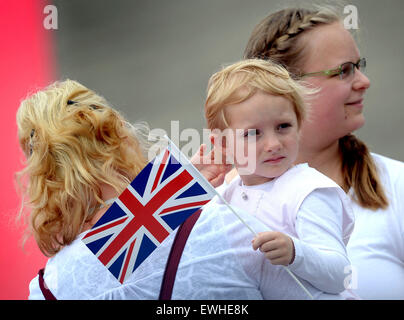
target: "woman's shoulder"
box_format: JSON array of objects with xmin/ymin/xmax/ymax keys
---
[
  {"xmin": 372, "ymin": 153, "xmax": 404, "ymax": 169},
  {"xmin": 371, "ymin": 153, "xmax": 404, "ymax": 185},
  {"xmin": 370, "ymin": 153, "xmax": 404, "ymax": 226},
  {"xmin": 38, "ymin": 233, "xmax": 120, "ymax": 299}
]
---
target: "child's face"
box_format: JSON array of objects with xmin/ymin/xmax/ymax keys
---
[{"xmin": 223, "ymin": 91, "xmax": 299, "ymax": 186}]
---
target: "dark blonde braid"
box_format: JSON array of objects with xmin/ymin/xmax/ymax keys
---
[{"xmin": 244, "ymin": 8, "xmax": 340, "ymax": 76}]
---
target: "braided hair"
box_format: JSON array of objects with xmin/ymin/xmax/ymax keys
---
[
  {"xmin": 244, "ymin": 7, "xmax": 388, "ymax": 210},
  {"xmin": 244, "ymin": 8, "xmax": 340, "ymax": 76}
]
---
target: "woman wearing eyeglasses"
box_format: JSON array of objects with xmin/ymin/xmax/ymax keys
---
[{"xmin": 235, "ymin": 5, "xmax": 404, "ymax": 299}]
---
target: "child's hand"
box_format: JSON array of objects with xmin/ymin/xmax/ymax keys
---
[
  {"xmin": 252, "ymin": 231, "xmax": 295, "ymax": 266},
  {"xmin": 191, "ymin": 144, "xmax": 232, "ymax": 188}
]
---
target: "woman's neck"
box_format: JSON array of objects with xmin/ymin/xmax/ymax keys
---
[
  {"xmin": 296, "ymin": 141, "xmax": 345, "ymax": 188},
  {"xmin": 82, "ymin": 183, "xmax": 119, "ymax": 233}
]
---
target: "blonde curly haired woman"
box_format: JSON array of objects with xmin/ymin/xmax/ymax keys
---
[{"xmin": 16, "ymin": 80, "xmax": 152, "ymax": 299}]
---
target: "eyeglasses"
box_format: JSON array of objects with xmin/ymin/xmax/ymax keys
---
[{"xmin": 300, "ymin": 58, "xmax": 366, "ymax": 80}]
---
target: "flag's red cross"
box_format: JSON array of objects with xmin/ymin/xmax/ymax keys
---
[{"xmin": 97, "ymin": 168, "xmax": 194, "ymax": 266}]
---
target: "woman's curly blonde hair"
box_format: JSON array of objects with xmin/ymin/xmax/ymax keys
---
[{"xmin": 15, "ymin": 80, "xmax": 148, "ymax": 256}]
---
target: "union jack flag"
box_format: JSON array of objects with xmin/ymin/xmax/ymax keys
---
[{"xmin": 82, "ymin": 139, "xmax": 216, "ymax": 283}]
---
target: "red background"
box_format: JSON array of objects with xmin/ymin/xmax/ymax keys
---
[{"xmin": 0, "ymin": 0, "xmax": 55, "ymax": 299}]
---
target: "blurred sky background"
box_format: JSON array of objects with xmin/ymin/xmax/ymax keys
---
[{"xmin": 1, "ymin": 0, "xmax": 403, "ymax": 299}]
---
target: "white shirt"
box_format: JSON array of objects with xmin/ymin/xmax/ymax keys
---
[
  {"xmin": 346, "ymin": 153, "xmax": 404, "ymax": 299},
  {"xmin": 219, "ymin": 164, "xmax": 354, "ymax": 294},
  {"xmin": 29, "ymin": 199, "xmax": 346, "ymax": 300}
]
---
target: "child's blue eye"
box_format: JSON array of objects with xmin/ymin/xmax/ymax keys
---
[
  {"xmin": 244, "ymin": 129, "xmax": 260, "ymax": 137},
  {"xmin": 277, "ymin": 123, "xmax": 292, "ymax": 131}
]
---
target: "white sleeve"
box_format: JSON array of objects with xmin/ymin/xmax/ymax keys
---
[
  {"xmin": 287, "ymin": 188, "xmax": 351, "ymax": 294},
  {"xmin": 28, "ymin": 275, "xmax": 45, "ymax": 300}
]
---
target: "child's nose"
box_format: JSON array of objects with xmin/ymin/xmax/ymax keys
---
[{"xmin": 264, "ymin": 135, "xmax": 281, "ymax": 152}]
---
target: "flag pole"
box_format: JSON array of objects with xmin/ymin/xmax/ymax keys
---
[
  {"xmin": 214, "ymin": 192, "xmax": 258, "ymax": 236},
  {"xmin": 163, "ymin": 136, "xmax": 313, "ymax": 300}
]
